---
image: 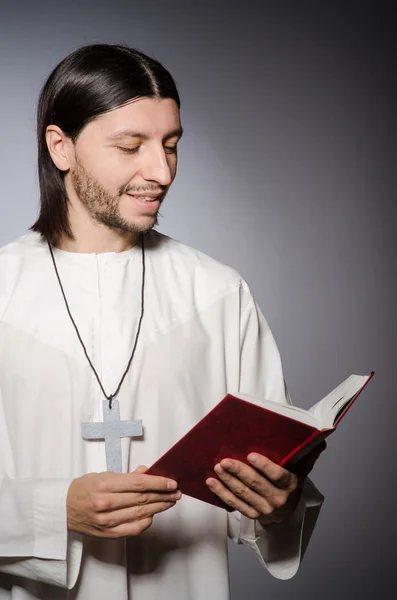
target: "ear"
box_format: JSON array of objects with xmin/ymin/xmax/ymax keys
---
[{"xmin": 45, "ymin": 125, "xmax": 74, "ymax": 172}]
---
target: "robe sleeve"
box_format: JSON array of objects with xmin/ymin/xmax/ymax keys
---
[
  {"xmin": 226, "ymin": 281, "xmax": 324, "ymax": 579},
  {"xmin": 0, "ymin": 474, "xmax": 83, "ymax": 588}
]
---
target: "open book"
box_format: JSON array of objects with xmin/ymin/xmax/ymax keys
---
[{"xmin": 147, "ymin": 372, "xmax": 374, "ymax": 510}]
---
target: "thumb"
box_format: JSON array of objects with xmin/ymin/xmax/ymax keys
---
[{"xmin": 134, "ymin": 465, "xmax": 148, "ymax": 473}]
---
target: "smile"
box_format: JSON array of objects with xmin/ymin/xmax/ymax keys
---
[{"xmin": 126, "ymin": 194, "xmax": 162, "ymax": 211}]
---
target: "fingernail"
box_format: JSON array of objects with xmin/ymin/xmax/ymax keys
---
[
  {"xmin": 167, "ymin": 480, "xmax": 178, "ymax": 490},
  {"xmin": 171, "ymin": 491, "xmax": 182, "ymax": 500},
  {"xmin": 248, "ymin": 453, "xmax": 259, "ymax": 464},
  {"xmin": 214, "ymin": 464, "xmax": 225, "ymax": 475}
]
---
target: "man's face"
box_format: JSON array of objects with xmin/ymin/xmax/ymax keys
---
[{"xmin": 66, "ymin": 97, "xmax": 182, "ymax": 235}]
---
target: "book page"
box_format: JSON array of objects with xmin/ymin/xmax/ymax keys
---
[
  {"xmin": 307, "ymin": 374, "xmax": 370, "ymax": 427},
  {"xmin": 232, "ymin": 392, "xmax": 321, "ymax": 428}
]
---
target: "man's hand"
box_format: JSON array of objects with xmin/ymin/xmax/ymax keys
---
[
  {"xmin": 67, "ymin": 465, "xmax": 181, "ymax": 538},
  {"xmin": 205, "ymin": 441, "xmax": 326, "ymax": 525}
]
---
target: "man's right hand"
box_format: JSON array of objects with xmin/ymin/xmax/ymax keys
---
[{"xmin": 67, "ymin": 465, "xmax": 181, "ymax": 538}]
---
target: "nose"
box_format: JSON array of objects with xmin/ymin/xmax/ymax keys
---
[{"xmin": 139, "ymin": 144, "xmax": 174, "ymax": 187}]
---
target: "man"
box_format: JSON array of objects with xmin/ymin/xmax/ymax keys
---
[{"xmin": 0, "ymin": 44, "xmax": 324, "ymax": 599}]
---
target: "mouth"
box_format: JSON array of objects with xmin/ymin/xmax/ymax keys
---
[{"xmin": 126, "ymin": 193, "xmax": 163, "ymax": 212}]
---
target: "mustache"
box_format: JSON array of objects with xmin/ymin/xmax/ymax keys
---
[{"xmin": 121, "ymin": 185, "xmax": 166, "ymax": 195}]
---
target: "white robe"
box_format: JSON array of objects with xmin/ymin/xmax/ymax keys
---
[{"xmin": 0, "ymin": 230, "xmax": 323, "ymax": 599}]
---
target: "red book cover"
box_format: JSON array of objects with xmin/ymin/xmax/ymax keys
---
[
  {"xmin": 147, "ymin": 396, "xmax": 320, "ymax": 511},
  {"xmin": 147, "ymin": 373, "xmax": 374, "ymax": 511}
]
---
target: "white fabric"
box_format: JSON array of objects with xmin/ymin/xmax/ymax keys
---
[{"xmin": 0, "ymin": 230, "xmax": 323, "ymax": 599}]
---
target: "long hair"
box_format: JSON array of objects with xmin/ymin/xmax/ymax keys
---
[{"xmin": 31, "ymin": 44, "xmax": 181, "ymax": 243}]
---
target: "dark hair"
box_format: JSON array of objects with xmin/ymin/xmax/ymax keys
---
[{"xmin": 30, "ymin": 43, "xmax": 181, "ymax": 242}]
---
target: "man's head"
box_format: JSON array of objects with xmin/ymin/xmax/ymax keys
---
[{"xmin": 31, "ymin": 44, "xmax": 182, "ymax": 245}]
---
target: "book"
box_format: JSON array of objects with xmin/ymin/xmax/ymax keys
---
[{"xmin": 146, "ymin": 371, "xmax": 375, "ymax": 510}]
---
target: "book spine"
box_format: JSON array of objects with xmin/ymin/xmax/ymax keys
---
[{"xmin": 278, "ymin": 428, "xmax": 331, "ymax": 467}]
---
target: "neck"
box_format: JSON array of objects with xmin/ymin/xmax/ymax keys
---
[
  {"xmin": 55, "ymin": 230, "xmax": 140, "ymax": 254},
  {"xmin": 55, "ymin": 211, "xmax": 141, "ymax": 254}
]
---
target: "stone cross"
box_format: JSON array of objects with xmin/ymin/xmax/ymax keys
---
[{"xmin": 81, "ymin": 398, "xmax": 143, "ymax": 473}]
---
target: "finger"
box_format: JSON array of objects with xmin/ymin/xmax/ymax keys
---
[
  {"xmin": 217, "ymin": 461, "xmax": 283, "ymax": 498},
  {"xmin": 245, "ymin": 455, "xmax": 297, "ymax": 490},
  {"xmin": 95, "ymin": 490, "xmax": 182, "ymax": 512},
  {"xmin": 100, "ymin": 516, "xmax": 154, "ymax": 538},
  {"xmin": 206, "ymin": 477, "xmax": 263, "ymax": 519},
  {"xmin": 99, "ymin": 471, "xmax": 179, "ymax": 493},
  {"xmin": 97, "ymin": 501, "xmax": 177, "ymax": 529},
  {"xmin": 214, "ymin": 465, "xmax": 288, "ymax": 512},
  {"xmin": 218, "ymin": 457, "xmax": 296, "ymax": 492},
  {"xmin": 134, "ymin": 465, "xmax": 148, "ymax": 473}
]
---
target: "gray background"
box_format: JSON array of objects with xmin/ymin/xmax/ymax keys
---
[{"xmin": 0, "ymin": 1, "xmax": 396, "ymax": 598}]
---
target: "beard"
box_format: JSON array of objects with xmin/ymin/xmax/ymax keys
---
[{"xmin": 70, "ymin": 156, "xmax": 160, "ymax": 234}]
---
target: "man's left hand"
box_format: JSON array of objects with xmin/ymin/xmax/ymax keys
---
[{"xmin": 205, "ymin": 441, "xmax": 326, "ymax": 525}]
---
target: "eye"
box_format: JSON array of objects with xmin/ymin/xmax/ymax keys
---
[
  {"xmin": 165, "ymin": 146, "xmax": 178, "ymax": 154},
  {"xmin": 117, "ymin": 145, "xmax": 177, "ymax": 155},
  {"xmin": 117, "ymin": 146, "xmax": 140, "ymax": 154}
]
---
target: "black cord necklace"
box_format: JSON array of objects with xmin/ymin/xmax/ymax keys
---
[{"xmin": 47, "ymin": 235, "xmax": 146, "ymax": 410}]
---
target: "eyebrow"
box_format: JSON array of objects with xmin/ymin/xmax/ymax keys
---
[{"xmin": 107, "ymin": 127, "xmax": 184, "ymax": 142}]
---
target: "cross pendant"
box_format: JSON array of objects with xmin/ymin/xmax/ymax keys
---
[{"xmin": 81, "ymin": 398, "xmax": 143, "ymax": 473}]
